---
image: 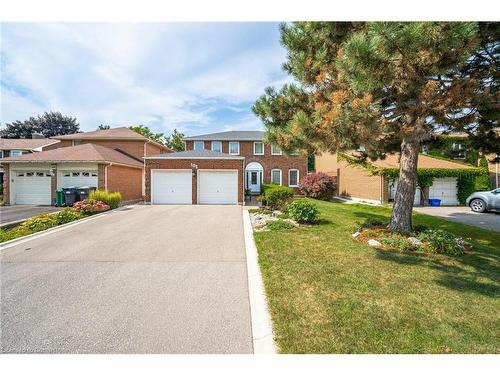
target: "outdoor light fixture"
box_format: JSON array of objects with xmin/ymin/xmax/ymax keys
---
[{"xmin": 191, "ymin": 163, "xmax": 198, "ymax": 177}]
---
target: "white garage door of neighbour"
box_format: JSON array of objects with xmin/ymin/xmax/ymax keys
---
[
  {"xmin": 59, "ymin": 171, "xmax": 98, "ymax": 188},
  {"xmin": 198, "ymin": 170, "xmax": 238, "ymax": 205},
  {"xmin": 429, "ymin": 177, "xmax": 459, "ymax": 205},
  {"xmin": 152, "ymin": 170, "xmax": 192, "ymax": 204},
  {"xmin": 12, "ymin": 170, "xmax": 52, "ymax": 205}
]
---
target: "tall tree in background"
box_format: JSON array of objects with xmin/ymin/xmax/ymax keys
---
[
  {"xmin": 129, "ymin": 125, "xmax": 166, "ymax": 145},
  {"xmin": 165, "ymin": 129, "xmax": 185, "ymax": 151},
  {"xmin": 2, "ymin": 111, "xmax": 79, "ymax": 138},
  {"xmin": 254, "ymin": 22, "xmax": 481, "ymax": 233}
]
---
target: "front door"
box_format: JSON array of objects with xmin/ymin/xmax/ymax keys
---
[{"xmin": 247, "ymin": 170, "xmax": 261, "ymax": 193}]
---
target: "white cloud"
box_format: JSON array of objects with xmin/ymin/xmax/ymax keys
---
[{"xmin": 0, "ymin": 22, "xmax": 288, "ymax": 135}]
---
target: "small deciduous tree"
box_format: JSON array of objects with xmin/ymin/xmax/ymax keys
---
[
  {"xmin": 129, "ymin": 125, "xmax": 166, "ymax": 145},
  {"xmin": 165, "ymin": 129, "xmax": 185, "ymax": 152},
  {"xmin": 254, "ymin": 22, "xmax": 483, "ymax": 233}
]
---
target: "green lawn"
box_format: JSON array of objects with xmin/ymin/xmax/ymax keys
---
[{"xmin": 254, "ymin": 199, "xmax": 500, "ymax": 353}]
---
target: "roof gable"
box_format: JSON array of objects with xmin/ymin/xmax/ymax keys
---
[{"xmin": 52, "ymin": 127, "xmax": 147, "ymax": 141}]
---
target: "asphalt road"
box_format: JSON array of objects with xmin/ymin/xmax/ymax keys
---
[
  {"xmin": 0, "ymin": 205, "xmax": 253, "ymax": 354},
  {"xmin": 0, "ymin": 205, "xmax": 62, "ymax": 227},
  {"xmin": 414, "ymin": 206, "xmax": 500, "ymax": 232}
]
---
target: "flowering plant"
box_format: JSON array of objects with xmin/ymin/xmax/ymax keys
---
[{"xmin": 73, "ymin": 199, "xmax": 110, "ymax": 213}]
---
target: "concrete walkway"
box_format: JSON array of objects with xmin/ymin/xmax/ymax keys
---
[
  {"xmin": 1, "ymin": 205, "xmax": 252, "ymax": 353},
  {"xmin": 414, "ymin": 206, "xmax": 500, "ymax": 232}
]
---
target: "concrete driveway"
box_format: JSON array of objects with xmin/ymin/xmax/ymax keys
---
[
  {"xmin": 0, "ymin": 205, "xmax": 252, "ymax": 353},
  {"xmin": 0, "ymin": 205, "xmax": 62, "ymax": 227},
  {"xmin": 414, "ymin": 206, "xmax": 500, "ymax": 232}
]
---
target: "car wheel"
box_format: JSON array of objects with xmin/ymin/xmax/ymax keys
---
[{"xmin": 470, "ymin": 198, "xmax": 487, "ymax": 213}]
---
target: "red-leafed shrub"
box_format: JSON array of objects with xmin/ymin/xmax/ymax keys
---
[
  {"xmin": 299, "ymin": 172, "xmax": 336, "ymax": 200},
  {"xmin": 73, "ymin": 199, "xmax": 110, "ymax": 214}
]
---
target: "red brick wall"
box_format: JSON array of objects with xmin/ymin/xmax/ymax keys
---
[
  {"xmin": 145, "ymin": 142, "xmax": 168, "ymax": 156},
  {"xmin": 184, "ymin": 140, "xmax": 307, "ymax": 188},
  {"xmin": 44, "ymin": 140, "xmax": 71, "ymax": 150},
  {"xmin": 106, "ymin": 164, "xmax": 143, "ymax": 201},
  {"xmin": 2, "ymin": 163, "xmax": 10, "ymax": 205},
  {"xmin": 144, "ymin": 158, "xmax": 244, "ymax": 204}
]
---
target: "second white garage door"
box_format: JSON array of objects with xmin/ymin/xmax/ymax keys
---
[
  {"xmin": 198, "ymin": 170, "xmax": 238, "ymax": 205},
  {"xmin": 152, "ymin": 170, "xmax": 192, "ymax": 204}
]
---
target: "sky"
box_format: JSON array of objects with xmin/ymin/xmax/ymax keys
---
[{"xmin": 0, "ymin": 22, "xmax": 290, "ymax": 136}]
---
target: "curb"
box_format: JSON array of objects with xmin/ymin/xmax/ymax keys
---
[
  {"xmin": 242, "ymin": 210, "xmax": 277, "ymax": 354},
  {"xmin": 0, "ymin": 205, "xmax": 131, "ymax": 250}
]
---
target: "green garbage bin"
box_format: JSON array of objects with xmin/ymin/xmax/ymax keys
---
[{"xmin": 55, "ymin": 190, "xmax": 65, "ymax": 207}]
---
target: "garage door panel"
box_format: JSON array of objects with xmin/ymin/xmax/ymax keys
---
[
  {"xmin": 198, "ymin": 171, "xmax": 238, "ymax": 205},
  {"xmin": 152, "ymin": 170, "xmax": 192, "ymax": 204},
  {"xmin": 59, "ymin": 171, "xmax": 98, "ymax": 189},
  {"xmin": 429, "ymin": 177, "xmax": 458, "ymax": 205},
  {"xmin": 13, "ymin": 171, "xmax": 52, "ymax": 205}
]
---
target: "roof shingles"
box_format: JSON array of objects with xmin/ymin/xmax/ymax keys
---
[
  {"xmin": 1, "ymin": 143, "xmax": 143, "ymax": 167},
  {"xmin": 183, "ymin": 130, "xmax": 265, "ymax": 141}
]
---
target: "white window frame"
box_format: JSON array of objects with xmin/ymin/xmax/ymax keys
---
[
  {"xmin": 271, "ymin": 144, "xmax": 282, "ymax": 155},
  {"xmin": 211, "ymin": 141, "xmax": 222, "ymax": 152},
  {"xmin": 194, "ymin": 141, "xmax": 204, "ymax": 151},
  {"xmin": 229, "ymin": 141, "xmax": 240, "ymax": 155},
  {"xmin": 271, "ymin": 169, "xmax": 282, "ymax": 185},
  {"xmin": 10, "ymin": 150, "xmax": 23, "ymax": 157},
  {"xmin": 288, "ymin": 169, "xmax": 299, "ymax": 187},
  {"xmin": 253, "ymin": 141, "xmax": 264, "ymax": 155}
]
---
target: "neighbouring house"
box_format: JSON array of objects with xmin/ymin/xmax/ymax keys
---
[
  {"xmin": 49, "ymin": 127, "xmax": 168, "ymax": 159},
  {"xmin": 0, "ymin": 137, "xmax": 61, "ymax": 183},
  {"xmin": 316, "ymin": 151, "xmax": 479, "ymax": 206},
  {"xmin": 1, "ymin": 127, "xmax": 171, "ymax": 205},
  {"xmin": 144, "ymin": 131, "xmax": 308, "ymax": 205},
  {"xmin": 422, "ymin": 130, "xmax": 500, "ymax": 189}
]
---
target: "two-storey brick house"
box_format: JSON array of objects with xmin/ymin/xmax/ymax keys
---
[
  {"xmin": 183, "ymin": 131, "xmax": 308, "ymax": 194},
  {"xmin": 144, "ymin": 131, "xmax": 307, "ymax": 205}
]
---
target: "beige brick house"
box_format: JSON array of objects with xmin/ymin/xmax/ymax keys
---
[{"xmin": 316, "ymin": 152, "xmax": 475, "ymax": 206}]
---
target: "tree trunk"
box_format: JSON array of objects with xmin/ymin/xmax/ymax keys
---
[{"xmin": 389, "ymin": 138, "xmax": 420, "ymax": 233}]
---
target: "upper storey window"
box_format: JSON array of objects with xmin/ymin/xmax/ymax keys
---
[{"xmin": 254, "ymin": 142, "xmax": 264, "ymax": 155}]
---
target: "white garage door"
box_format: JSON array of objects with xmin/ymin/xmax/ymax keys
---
[
  {"xmin": 198, "ymin": 170, "xmax": 238, "ymax": 205},
  {"xmin": 152, "ymin": 170, "xmax": 192, "ymax": 204},
  {"xmin": 429, "ymin": 177, "xmax": 459, "ymax": 205},
  {"xmin": 59, "ymin": 171, "xmax": 98, "ymax": 188},
  {"xmin": 12, "ymin": 171, "xmax": 52, "ymax": 205}
]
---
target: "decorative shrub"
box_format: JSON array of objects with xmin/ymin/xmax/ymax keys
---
[
  {"xmin": 20, "ymin": 214, "xmax": 58, "ymax": 232},
  {"xmin": 299, "ymin": 172, "xmax": 336, "ymax": 200},
  {"xmin": 89, "ymin": 190, "xmax": 122, "ymax": 209},
  {"xmin": 266, "ymin": 220, "xmax": 295, "ymax": 231},
  {"xmin": 417, "ymin": 229, "xmax": 468, "ymax": 255},
  {"xmin": 73, "ymin": 199, "xmax": 110, "ymax": 214},
  {"xmin": 54, "ymin": 208, "xmax": 85, "ymax": 225},
  {"xmin": 287, "ymin": 199, "xmax": 319, "ymax": 223},
  {"xmin": 263, "ymin": 186, "xmax": 294, "ymax": 210}
]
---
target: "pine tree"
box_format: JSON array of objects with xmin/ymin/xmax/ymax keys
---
[{"xmin": 254, "ymin": 22, "xmax": 481, "ymax": 233}]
